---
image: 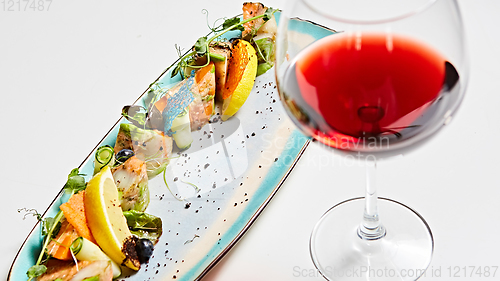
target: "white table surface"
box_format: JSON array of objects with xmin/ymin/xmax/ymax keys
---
[{"xmin": 1, "ymin": 0, "xmax": 499, "ymax": 280}]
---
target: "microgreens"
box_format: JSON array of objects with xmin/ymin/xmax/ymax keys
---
[
  {"xmin": 170, "ymin": 8, "xmax": 277, "ymax": 78},
  {"xmin": 25, "ymin": 168, "xmax": 86, "ymax": 280}
]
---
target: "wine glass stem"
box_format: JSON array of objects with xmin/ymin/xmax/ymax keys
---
[{"xmin": 357, "ymin": 160, "xmax": 386, "ymax": 240}]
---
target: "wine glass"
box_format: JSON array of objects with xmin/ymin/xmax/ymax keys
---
[{"xmin": 275, "ymin": 0, "xmax": 467, "ymax": 280}]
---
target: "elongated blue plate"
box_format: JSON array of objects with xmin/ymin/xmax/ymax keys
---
[{"xmin": 8, "ymin": 13, "xmax": 335, "ymax": 281}]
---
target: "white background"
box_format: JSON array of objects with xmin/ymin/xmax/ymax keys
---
[{"xmin": 1, "ymin": 0, "xmax": 499, "ymax": 280}]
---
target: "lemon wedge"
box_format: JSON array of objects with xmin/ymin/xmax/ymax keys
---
[
  {"xmin": 84, "ymin": 166, "xmax": 140, "ymax": 271},
  {"xmin": 221, "ymin": 39, "xmax": 258, "ymax": 121}
]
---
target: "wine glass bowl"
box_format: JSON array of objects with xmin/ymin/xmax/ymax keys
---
[
  {"xmin": 276, "ymin": 0, "xmax": 467, "ymax": 158},
  {"xmin": 275, "ymin": 0, "xmax": 467, "ymax": 280}
]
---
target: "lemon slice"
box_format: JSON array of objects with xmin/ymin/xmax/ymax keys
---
[
  {"xmin": 85, "ymin": 166, "xmax": 140, "ymax": 270},
  {"xmin": 221, "ymin": 40, "xmax": 258, "ymax": 121}
]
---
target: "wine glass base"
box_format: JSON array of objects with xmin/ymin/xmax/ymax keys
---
[{"xmin": 310, "ymin": 197, "xmax": 433, "ymax": 281}]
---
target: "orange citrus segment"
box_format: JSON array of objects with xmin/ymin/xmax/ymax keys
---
[
  {"xmin": 221, "ymin": 40, "xmax": 258, "ymax": 121},
  {"xmin": 222, "ymin": 40, "xmax": 250, "ymax": 100}
]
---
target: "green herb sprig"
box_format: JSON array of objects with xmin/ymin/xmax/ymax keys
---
[
  {"xmin": 64, "ymin": 168, "xmax": 86, "ymax": 194},
  {"xmin": 25, "ymin": 168, "xmax": 86, "ymax": 280}
]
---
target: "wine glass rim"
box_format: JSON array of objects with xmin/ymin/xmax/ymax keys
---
[{"xmin": 299, "ymin": 0, "xmax": 439, "ymax": 25}]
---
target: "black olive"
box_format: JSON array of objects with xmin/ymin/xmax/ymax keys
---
[
  {"xmin": 116, "ymin": 149, "xmax": 135, "ymax": 163},
  {"xmin": 135, "ymin": 238, "xmax": 154, "ymax": 264}
]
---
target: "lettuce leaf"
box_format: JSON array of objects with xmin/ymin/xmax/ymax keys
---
[
  {"xmin": 254, "ymin": 37, "xmax": 275, "ymax": 76},
  {"xmin": 123, "ymin": 210, "xmax": 163, "ymax": 244}
]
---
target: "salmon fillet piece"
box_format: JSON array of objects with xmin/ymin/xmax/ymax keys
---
[
  {"xmin": 59, "ymin": 190, "xmax": 97, "ymax": 244},
  {"xmin": 46, "ymin": 218, "xmax": 80, "ymax": 261},
  {"xmin": 242, "ymin": 2, "xmax": 267, "ymax": 39},
  {"xmin": 38, "ymin": 260, "xmax": 113, "ymax": 281}
]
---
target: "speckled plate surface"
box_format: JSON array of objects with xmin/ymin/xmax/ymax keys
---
[{"xmin": 7, "ymin": 14, "xmax": 338, "ymax": 281}]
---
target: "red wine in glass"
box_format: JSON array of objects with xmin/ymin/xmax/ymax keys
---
[{"xmin": 281, "ymin": 33, "xmax": 459, "ymax": 156}]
